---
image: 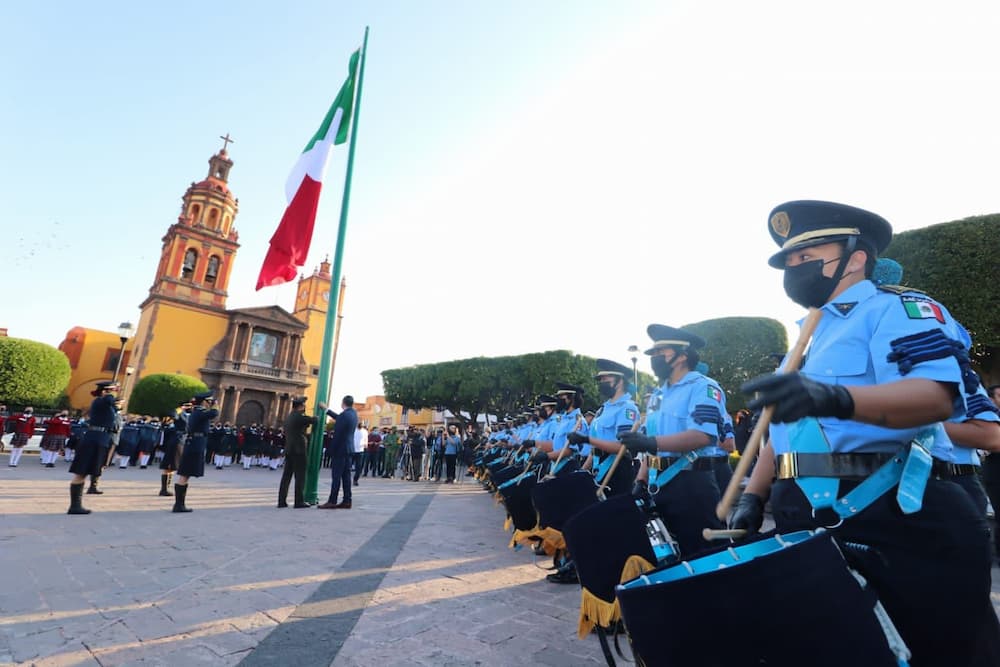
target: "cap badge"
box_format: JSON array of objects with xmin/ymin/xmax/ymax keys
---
[{"xmin": 770, "ymin": 211, "xmax": 791, "ymax": 238}]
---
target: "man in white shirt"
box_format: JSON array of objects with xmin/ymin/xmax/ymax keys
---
[{"xmin": 352, "ymin": 422, "xmax": 368, "ymax": 486}]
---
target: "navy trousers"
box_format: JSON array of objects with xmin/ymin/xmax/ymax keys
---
[{"xmin": 328, "ymin": 455, "xmax": 352, "ymax": 504}]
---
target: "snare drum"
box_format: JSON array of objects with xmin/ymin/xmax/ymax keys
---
[
  {"xmin": 531, "ymin": 469, "xmax": 599, "ymax": 532},
  {"xmin": 616, "ymin": 530, "xmax": 907, "ymax": 667},
  {"xmin": 562, "ymin": 494, "xmax": 666, "ymax": 638},
  {"xmin": 498, "ymin": 473, "xmax": 538, "ymax": 532}
]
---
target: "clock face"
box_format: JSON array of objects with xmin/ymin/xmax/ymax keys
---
[
  {"xmin": 322, "ymin": 290, "xmax": 330, "ymax": 302},
  {"xmin": 299, "ymin": 289, "xmax": 308, "ymax": 302}
]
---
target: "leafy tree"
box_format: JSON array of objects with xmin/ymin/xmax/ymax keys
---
[
  {"xmin": 682, "ymin": 317, "xmax": 788, "ymax": 412},
  {"xmin": 128, "ymin": 373, "xmax": 207, "ymax": 418},
  {"xmin": 0, "ymin": 337, "xmax": 72, "ymax": 406},
  {"xmin": 883, "ymin": 214, "xmax": 1000, "ymax": 382},
  {"xmin": 382, "ymin": 350, "xmax": 646, "ymax": 427}
]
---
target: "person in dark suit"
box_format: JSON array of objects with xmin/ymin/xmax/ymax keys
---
[
  {"xmin": 278, "ymin": 396, "xmax": 316, "ymax": 508},
  {"xmin": 318, "ymin": 395, "xmax": 358, "ymax": 509}
]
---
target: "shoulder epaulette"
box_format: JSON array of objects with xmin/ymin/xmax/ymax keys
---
[{"xmin": 877, "ymin": 284, "xmax": 927, "ymax": 296}]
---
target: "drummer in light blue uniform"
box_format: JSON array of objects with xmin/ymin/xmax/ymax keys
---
[
  {"xmin": 618, "ymin": 324, "xmax": 727, "ymax": 554},
  {"xmin": 571, "ymin": 359, "xmax": 639, "ymax": 496},
  {"xmin": 735, "ymin": 200, "xmax": 1000, "ymax": 666},
  {"xmin": 694, "ymin": 360, "xmax": 737, "ymax": 491},
  {"xmin": 522, "ymin": 395, "xmax": 560, "ymax": 463},
  {"xmin": 531, "ymin": 383, "xmax": 589, "ymax": 472},
  {"xmin": 938, "ymin": 374, "xmax": 1000, "ymax": 514}
]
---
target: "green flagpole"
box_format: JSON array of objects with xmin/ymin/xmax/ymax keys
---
[{"xmin": 305, "ymin": 26, "xmax": 369, "ymax": 504}]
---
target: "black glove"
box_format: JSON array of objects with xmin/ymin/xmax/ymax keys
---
[
  {"xmin": 742, "ymin": 372, "xmax": 854, "ymax": 424},
  {"xmin": 728, "ymin": 492, "xmax": 765, "ymax": 533},
  {"xmin": 530, "ymin": 449, "xmax": 549, "ymax": 465},
  {"xmin": 618, "ymin": 431, "xmax": 657, "ymax": 455},
  {"xmin": 522, "ymin": 439, "xmax": 536, "ymax": 448},
  {"xmin": 566, "ymin": 432, "xmax": 589, "ymax": 445}
]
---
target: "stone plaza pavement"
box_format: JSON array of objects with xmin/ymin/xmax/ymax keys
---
[
  {"xmin": 0, "ymin": 454, "xmax": 610, "ymax": 667},
  {"xmin": 3, "ymin": 452, "xmax": 1000, "ymax": 667}
]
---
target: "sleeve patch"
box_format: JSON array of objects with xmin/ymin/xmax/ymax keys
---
[
  {"xmin": 966, "ymin": 394, "xmax": 1000, "ymax": 420},
  {"xmin": 900, "ymin": 296, "xmax": 945, "ymax": 324},
  {"xmin": 887, "ymin": 328, "xmax": 978, "ymax": 393},
  {"xmin": 692, "ymin": 404, "xmax": 721, "ymax": 426},
  {"xmin": 625, "ymin": 408, "xmax": 637, "ymax": 421},
  {"xmin": 706, "ymin": 387, "xmax": 723, "ymax": 402}
]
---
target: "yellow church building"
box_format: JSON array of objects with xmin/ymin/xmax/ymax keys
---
[{"xmin": 59, "ymin": 144, "xmax": 343, "ymax": 425}]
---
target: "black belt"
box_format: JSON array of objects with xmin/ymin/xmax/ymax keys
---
[
  {"xmin": 656, "ymin": 456, "xmax": 717, "ymax": 472},
  {"xmin": 775, "ymin": 452, "xmax": 898, "ymax": 480},
  {"xmin": 88, "ymin": 426, "xmax": 108, "ymax": 432},
  {"xmin": 931, "ymin": 461, "xmax": 977, "ymax": 478}
]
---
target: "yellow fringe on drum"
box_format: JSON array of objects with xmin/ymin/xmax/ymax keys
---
[
  {"xmin": 494, "ymin": 491, "xmax": 503, "ymax": 505},
  {"xmin": 503, "ymin": 515, "xmax": 512, "ymax": 531},
  {"xmin": 509, "ymin": 526, "xmax": 566, "ymax": 554},
  {"xmin": 576, "ymin": 554, "xmax": 657, "ymax": 639}
]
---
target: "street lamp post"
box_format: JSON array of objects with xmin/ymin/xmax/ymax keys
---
[
  {"xmin": 112, "ymin": 321, "xmax": 134, "ymax": 383},
  {"xmin": 627, "ymin": 344, "xmax": 640, "ymax": 392}
]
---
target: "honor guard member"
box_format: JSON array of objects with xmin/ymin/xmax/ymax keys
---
[
  {"xmin": 279, "ymin": 397, "xmax": 316, "ymax": 508},
  {"xmin": 40, "ymin": 410, "xmax": 72, "ymax": 468},
  {"xmin": 136, "ymin": 417, "xmax": 159, "ymax": 469},
  {"xmin": 116, "ymin": 419, "xmax": 140, "ymax": 468},
  {"xmin": 695, "ymin": 361, "xmax": 737, "ymax": 491},
  {"xmin": 67, "ymin": 381, "xmax": 120, "ymax": 514},
  {"xmin": 735, "ymin": 200, "xmax": 1000, "ymax": 666},
  {"xmin": 173, "ymin": 391, "xmax": 218, "ymax": 512},
  {"xmin": 569, "ymin": 359, "xmax": 640, "ymax": 496},
  {"xmin": 158, "ymin": 400, "xmax": 190, "ymax": 496},
  {"xmin": 618, "ymin": 324, "xmax": 727, "ymax": 554}
]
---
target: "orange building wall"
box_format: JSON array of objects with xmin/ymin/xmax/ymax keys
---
[
  {"xmin": 130, "ymin": 301, "xmax": 228, "ymax": 391},
  {"xmin": 58, "ymin": 327, "xmax": 136, "ymax": 411}
]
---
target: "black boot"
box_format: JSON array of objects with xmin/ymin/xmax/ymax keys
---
[
  {"xmin": 87, "ymin": 478, "xmax": 103, "ymax": 494},
  {"xmin": 68, "ymin": 482, "xmax": 91, "ymax": 515},
  {"xmin": 172, "ymin": 484, "xmax": 192, "ymax": 512},
  {"xmin": 159, "ymin": 473, "xmax": 173, "ymax": 496}
]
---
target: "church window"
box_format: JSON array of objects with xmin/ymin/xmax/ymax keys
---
[
  {"xmin": 190, "ymin": 203, "xmax": 201, "ymax": 222},
  {"xmin": 182, "ymin": 248, "xmax": 198, "ymax": 279},
  {"xmin": 208, "ymin": 208, "xmax": 219, "ymax": 229},
  {"xmin": 206, "ymin": 255, "xmax": 220, "ymax": 284}
]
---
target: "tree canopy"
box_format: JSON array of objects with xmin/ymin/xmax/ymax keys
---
[
  {"xmin": 0, "ymin": 337, "xmax": 72, "ymax": 407},
  {"xmin": 382, "ymin": 350, "xmax": 654, "ymax": 426},
  {"xmin": 128, "ymin": 373, "xmax": 207, "ymax": 418},
  {"xmin": 883, "ymin": 214, "xmax": 1000, "ymax": 381},
  {"xmin": 682, "ymin": 316, "xmax": 788, "ymax": 411}
]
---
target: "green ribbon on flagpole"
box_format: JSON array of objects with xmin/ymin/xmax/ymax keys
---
[{"xmin": 304, "ymin": 26, "xmax": 369, "ymax": 504}]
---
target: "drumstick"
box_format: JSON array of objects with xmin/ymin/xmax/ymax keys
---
[
  {"xmin": 597, "ymin": 414, "xmax": 643, "ymax": 499},
  {"xmin": 714, "ymin": 307, "xmax": 823, "ymax": 522},
  {"xmin": 703, "ymin": 528, "xmax": 747, "ymax": 540}
]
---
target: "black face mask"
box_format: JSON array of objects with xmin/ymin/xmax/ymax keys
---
[
  {"xmin": 783, "ymin": 258, "xmax": 841, "ymax": 308},
  {"xmin": 651, "ymin": 355, "xmax": 674, "ymax": 381},
  {"xmin": 598, "ymin": 381, "xmax": 616, "ymax": 399}
]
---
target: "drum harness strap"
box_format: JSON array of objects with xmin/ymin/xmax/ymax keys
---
[
  {"xmin": 784, "ymin": 417, "xmax": 933, "ymax": 526},
  {"xmin": 647, "ymin": 451, "xmax": 699, "ymax": 494}
]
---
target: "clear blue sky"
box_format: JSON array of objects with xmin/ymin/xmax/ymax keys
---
[{"xmin": 3, "ymin": 1, "xmax": 999, "ymax": 400}]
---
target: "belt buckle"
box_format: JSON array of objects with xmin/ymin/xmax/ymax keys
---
[
  {"xmin": 777, "ymin": 453, "xmax": 798, "ymax": 479},
  {"xmin": 647, "ymin": 455, "xmax": 662, "ymax": 471}
]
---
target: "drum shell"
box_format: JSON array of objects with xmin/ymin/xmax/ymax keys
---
[
  {"xmin": 531, "ymin": 470, "xmax": 599, "ymax": 532},
  {"xmin": 616, "ymin": 531, "xmax": 900, "ymax": 667},
  {"xmin": 498, "ymin": 475, "xmax": 538, "ymax": 531},
  {"xmin": 490, "ymin": 464, "xmax": 523, "ymax": 487},
  {"xmin": 562, "ymin": 494, "xmax": 657, "ymax": 606}
]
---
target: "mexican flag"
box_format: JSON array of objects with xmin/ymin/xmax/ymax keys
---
[{"xmin": 256, "ymin": 49, "xmax": 361, "ymax": 290}]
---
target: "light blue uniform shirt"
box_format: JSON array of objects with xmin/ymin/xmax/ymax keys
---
[
  {"xmin": 591, "ymin": 393, "xmax": 639, "ymax": 460},
  {"xmin": 534, "ymin": 415, "xmax": 557, "ymax": 442},
  {"xmin": 444, "ymin": 435, "xmax": 461, "ymax": 455},
  {"xmin": 551, "ymin": 408, "xmax": 588, "ymax": 451},
  {"xmin": 770, "ymin": 280, "xmax": 975, "ymax": 458},
  {"xmin": 649, "ymin": 371, "xmax": 726, "ymax": 458}
]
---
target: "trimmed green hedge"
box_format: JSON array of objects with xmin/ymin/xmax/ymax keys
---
[{"xmin": 0, "ymin": 337, "xmax": 71, "ymax": 407}]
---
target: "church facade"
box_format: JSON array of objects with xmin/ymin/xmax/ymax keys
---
[{"xmin": 59, "ymin": 144, "xmax": 337, "ymax": 424}]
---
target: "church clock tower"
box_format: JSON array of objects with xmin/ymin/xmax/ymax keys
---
[
  {"xmin": 293, "ymin": 258, "xmax": 344, "ymax": 405},
  {"xmin": 130, "ymin": 138, "xmax": 241, "ymax": 385}
]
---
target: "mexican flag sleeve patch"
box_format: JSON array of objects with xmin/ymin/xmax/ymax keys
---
[
  {"xmin": 625, "ymin": 408, "xmax": 637, "ymax": 421},
  {"xmin": 901, "ymin": 296, "xmax": 945, "ymax": 324},
  {"xmin": 707, "ymin": 386, "xmax": 722, "ymax": 402}
]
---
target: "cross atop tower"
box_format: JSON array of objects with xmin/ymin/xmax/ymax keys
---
[{"xmin": 219, "ymin": 133, "xmax": 235, "ymax": 152}]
